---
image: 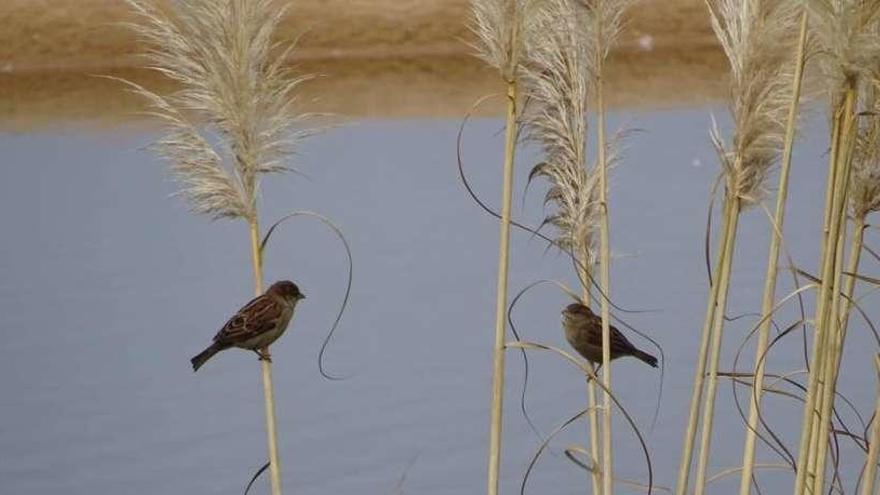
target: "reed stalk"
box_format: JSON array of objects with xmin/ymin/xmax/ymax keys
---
[
  {"xmin": 693, "ymin": 194, "xmax": 741, "ymax": 495},
  {"xmin": 797, "ymin": 3, "xmax": 880, "ymax": 488},
  {"xmin": 594, "ymin": 33, "xmax": 614, "ymax": 495},
  {"xmin": 862, "ymin": 355, "xmax": 880, "ymax": 495},
  {"xmin": 586, "ymin": 368, "xmax": 602, "ymax": 495},
  {"xmin": 737, "ymin": 11, "xmax": 808, "ymax": 494},
  {"xmin": 486, "ymin": 76, "xmax": 518, "ymax": 495},
  {"xmin": 581, "ymin": 268, "xmax": 603, "ymax": 495},
  {"xmin": 470, "ymin": 2, "xmax": 528, "ymax": 493},
  {"xmin": 806, "ymin": 226, "xmax": 847, "ymax": 486},
  {"xmin": 831, "ymin": 215, "xmax": 864, "ymax": 373},
  {"xmin": 249, "ymin": 219, "xmax": 283, "ymax": 494},
  {"xmin": 676, "ymin": 2, "xmax": 799, "ymax": 494},
  {"xmin": 800, "ymin": 100, "xmax": 845, "ymax": 487},
  {"xmin": 794, "ymin": 85, "xmax": 858, "ymax": 495},
  {"xmin": 812, "ymin": 62, "xmax": 880, "ymax": 493},
  {"xmin": 810, "ymin": 212, "xmax": 864, "ymax": 493},
  {"xmin": 588, "ymin": 4, "xmax": 631, "ymax": 491},
  {"xmin": 675, "ymin": 198, "xmax": 730, "ymax": 495}
]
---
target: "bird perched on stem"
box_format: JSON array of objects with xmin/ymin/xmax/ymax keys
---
[
  {"xmin": 562, "ymin": 302, "xmax": 657, "ymax": 369},
  {"xmin": 191, "ymin": 280, "xmax": 306, "ymax": 372}
]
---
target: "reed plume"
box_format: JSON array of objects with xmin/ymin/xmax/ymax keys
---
[
  {"xmin": 675, "ymin": 2, "xmax": 800, "ymax": 495},
  {"xmin": 706, "ymin": 0, "xmax": 800, "ymax": 207},
  {"xmin": 522, "ymin": 0, "xmax": 631, "ymax": 266},
  {"xmin": 124, "ymin": 0, "xmax": 314, "ymax": 221},
  {"xmin": 471, "ymin": 0, "xmax": 538, "ymax": 81},
  {"xmin": 523, "ymin": 0, "xmax": 599, "ymax": 269},
  {"xmin": 851, "ymin": 79, "xmax": 880, "ymax": 219},
  {"xmin": 804, "ymin": 0, "xmax": 880, "ymax": 107},
  {"xmin": 123, "ymin": 1, "xmax": 317, "ymax": 494}
]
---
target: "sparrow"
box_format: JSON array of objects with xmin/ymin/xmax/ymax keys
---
[
  {"xmin": 190, "ymin": 280, "xmax": 306, "ymax": 372},
  {"xmin": 561, "ymin": 302, "xmax": 657, "ymax": 368}
]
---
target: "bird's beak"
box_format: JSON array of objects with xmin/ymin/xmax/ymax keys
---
[{"xmin": 300, "ymin": 294, "xmax": 307, "ymax": 300}]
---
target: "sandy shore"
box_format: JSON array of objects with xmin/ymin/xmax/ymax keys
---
[
  {"xmin": 0, "ymin": 0, "xmax": 724, "ymax": 128},
  {"xmin": 1, "ymin": 0, "xmax": 717, "ymax": 72}
]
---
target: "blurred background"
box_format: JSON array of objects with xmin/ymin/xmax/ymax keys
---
[{"xmin": 2, "ymin": 2, "xmax": 875, "ymax": 495}]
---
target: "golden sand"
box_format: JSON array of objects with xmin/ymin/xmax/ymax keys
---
[{"xmin": 0, "ymin": 0, "xmax": 723, "ymax": 129}]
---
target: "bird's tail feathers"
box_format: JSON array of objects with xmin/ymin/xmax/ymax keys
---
[
  {"xmin": 633, "ymin": 349, "xmax": 658, "ymax": 368},
  {"xmin": 191, "ymin": 342, "xmax": 223, "ymax": 372}
]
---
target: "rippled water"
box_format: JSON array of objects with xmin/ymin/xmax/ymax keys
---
[{"xmin": 1, "ymin": 109, "xmax": 877, "ymax": 494}]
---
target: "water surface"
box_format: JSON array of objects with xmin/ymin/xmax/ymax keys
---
[{"xmin": 1, "ymin": 109, "xmax": 877, "ymax": 494}]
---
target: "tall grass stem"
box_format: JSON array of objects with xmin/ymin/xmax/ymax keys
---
[
  {"xmin": 595, "ymin": 42, "xmax": 614, "ymax": 495},
  {"xmin": 793, "ymin": 86, "xmax": 858, "ymax": 495},
  {"xmin": 586, "ymin": 371, "xmax": 602, "ymax": 495},
  {"xmin": 810, "ymin": 207, "xmax": 864, "ymax": 493},
  {"xmin": 675, "ymin": 195, "xmax": 732, "ymax": 495},
  {"xmin": 737, "ymin": 11, "xmax": 808, "ymax": 494},
  {"xmin": 677, "ymin": 1, "xmax": 801, "ymax": 483},
  {"xmin": 250, "ymin": 219, "xmax": 283, "ymax": 495},
  {"xmin": 693, "ymin": 195, "xmax": 742, "ymax": 495},
  {"xmin": 861, "ymin": 355, "xmax": 880, "ymax": 495},
  {"xmin": 487, "ymin": 78, "xmax": 518, "ymax": 495},
  {"xmin": 581, "ymin": 268, "xmax": 602, "ymax": 495}
]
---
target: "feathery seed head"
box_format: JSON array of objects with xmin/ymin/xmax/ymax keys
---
[
  {"xmin": 707, "ymin": 0, "xmax": 800, "ymax": 207},
  {"xmin": 124, "ymin": 0, "xmax": 316, "ymax": 221},
  {"xmin": 522, "ymin": 0, "xmax": 630, "ymax": 266},
  {"xmin": 523, "ymin": 0, "xmax": 596, "ymax": 265},
  {"xmin": 470, "ymin": 0, "xmax": 532, "ymax": 81},
  {"xmin": 805, "ymin": 0, "xmax": 880, "ymax": 105},
  {"xmin": 851, "ymin": 77, "xmax": 880, "ymax": 217}
]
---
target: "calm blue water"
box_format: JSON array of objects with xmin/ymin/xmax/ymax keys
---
[{"xmin": 0, "ymin": 109, "xmax": 876, "ymax": 494}]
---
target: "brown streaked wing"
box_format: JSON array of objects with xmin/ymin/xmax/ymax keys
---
[
  {"xmin": 585, "ymin": 322, "xmax": 636, "ymax": 354},
  {"xmin": 586, "ymin": 311, "xmax": 603, "ymax": 329},
  {"xmin": 214, "ymin": 294, "xmax": 283, "ymax": 344}
]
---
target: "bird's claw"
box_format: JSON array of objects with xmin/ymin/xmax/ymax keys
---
[{"xmin": 254, "ymin": 349, "xmax": 272, "ymax": 363}]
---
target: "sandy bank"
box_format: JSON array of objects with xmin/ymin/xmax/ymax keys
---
[
  {"xmin": 0, "ymin": 0, "xmax": 724, "ymax": 128},
  {"xmin": 1, "ymin": 0, "xmax": 716, "ymax": 72}
]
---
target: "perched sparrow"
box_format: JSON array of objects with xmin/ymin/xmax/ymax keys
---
[
  {"xmin": 561, "ymin": 303, "xmax": 657, "ymax": 368},
  {"xmin": 190, "ymin": 280, "xmax": 306, "ymax": 372}
]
